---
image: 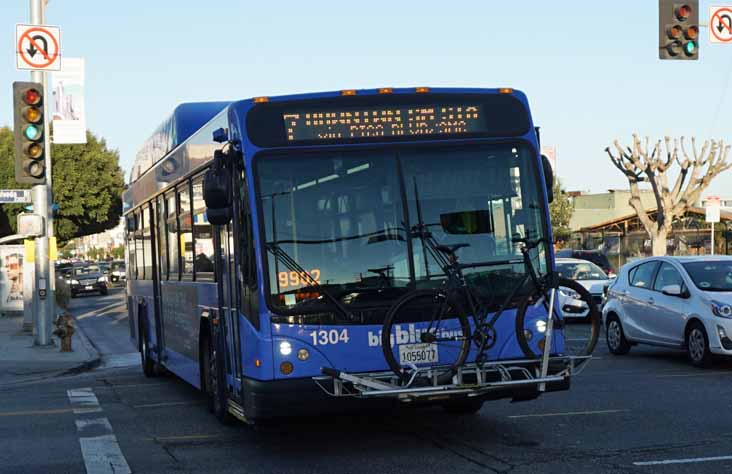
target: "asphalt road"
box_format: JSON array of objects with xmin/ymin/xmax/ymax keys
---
[{"xmin": 2, "ymin": 288, "xmax": 732, "ymax": 473}]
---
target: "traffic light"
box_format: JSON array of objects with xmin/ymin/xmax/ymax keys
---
[
  {"xmin": 12, "ymin": 81, "xmax": 46, "ymax": 184},
  {"xmin": 659, "ymin": 1, "xmax": 699, "ymax": 60}
]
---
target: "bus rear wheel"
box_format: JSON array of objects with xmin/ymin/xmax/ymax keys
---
[{"xmin": 140, "ymin": 318, "xmax": 156, "ymax": 378}]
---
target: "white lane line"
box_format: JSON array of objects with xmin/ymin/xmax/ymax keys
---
[
  {"xmin": 508, "ymin": 409, "xmax": 628, "ymax": 419},
  {"xmin": 67, "ymin": 388, "xmax": 101, "ymax": 414},
  {"xmin": 79, "ymin": 435, "xmax": 132, "ymax": 474},
  {"xmin": 76, "ymin": 417, "xmax": 113, "ymax": 433},
  {"xmin": 68, "ymin": 388, "xmax": 132, "ymax": 474},
  {"xmin": 657, "ymin": 371, "xmax": 732, "ymax": 378},
  {"xmin": 633, "ymin": 455, "xmax": 732, "ymax": 466}
]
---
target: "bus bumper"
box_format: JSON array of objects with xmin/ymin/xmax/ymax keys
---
[{"xmin": 241, "ymin": 356, "xmax": 584, "ymax": 420}]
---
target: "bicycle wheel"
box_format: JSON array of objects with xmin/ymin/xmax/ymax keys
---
[
  {"xmin": 382, "ymin": 289, "xmax": 471, "ymax": 383},
  {"xmin": 515, "ymin": 277, "xmax": 600, "ymax": 359}
]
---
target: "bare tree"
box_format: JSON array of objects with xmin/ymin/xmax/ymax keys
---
[{"xmin": 605, "ymin": 135, "xmax": 731, "ymax": 256}]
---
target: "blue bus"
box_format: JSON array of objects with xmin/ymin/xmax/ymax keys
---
[{"xmin": 123, "ymin": 87, "xmax": 587, "ymax": 423}]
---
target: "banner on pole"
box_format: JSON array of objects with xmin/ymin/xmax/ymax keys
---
[{"xmin": 52, "ymin": 57, "xmax": 86, "ymax": 144}]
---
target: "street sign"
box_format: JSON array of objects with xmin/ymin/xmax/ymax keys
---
[
  {"xmin": 15, "ymin": 24, "xmax": 61, "ymax": 71},
  {"xmin": 706, "ymin": 196, "xmax": 721, "ymax": 223},
  {"xmin": 710, "ymin": 6, "xmax": 732, "ymax": 43},
  {"xmin": 17, "ymin": 213, "xmax": 43, "ymax": 237},
  {"xmin": 0, "ymin": 190, "xmax": 31, "ymax": 204}
]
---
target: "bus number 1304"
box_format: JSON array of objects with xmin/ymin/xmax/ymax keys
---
[{"xmin": 309, "ymin": 329, "xmax": 350, "ymax": 346}]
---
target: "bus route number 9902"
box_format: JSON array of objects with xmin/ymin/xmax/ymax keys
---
[{"xmin": 309, "ymin": 329, "xmax": 350, "ymax": 346}]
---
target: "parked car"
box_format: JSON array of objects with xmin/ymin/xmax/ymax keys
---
[
  {"xmin": 65, "ymin": 264, "xmax": 109, "ymax": 297},
  {"xmin": 555, "ymin": 258, "xmax": 610, "ymax": 318},
  {"xmin": 602, "ymin": 256, "xmax": 732, "ymax": 366},
  {"xmin": 555, "ymin": 249, "xmax": 615, "ymax": 277},
  {"xmin": 109, "ymin": 260, "xmax": 126, "ymax": 283}
]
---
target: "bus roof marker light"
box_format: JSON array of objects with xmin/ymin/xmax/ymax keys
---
[
  {"xmin": 499, "ymin": 88, "xmax": 514, "ymax": 94},
  {"xmin": 378, "ymin": 88, "xmax": 393, "ymax": 94},
  {"xmin": 253, "ymin": 96, "xmax": 269, "ymax": 103},
  {"xmin": 415, "ymin": 87, "xmax": 430, "ymax": 93},
  {"xmin": 341, "ymin": 89, "xmax": 357, "ymax": 96}
]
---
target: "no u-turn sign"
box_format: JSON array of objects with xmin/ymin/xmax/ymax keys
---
[{"xmin": 15, "ymin": 24, "xmax": 61, "ymax": 71}]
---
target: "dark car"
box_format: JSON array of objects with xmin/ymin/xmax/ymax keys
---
[
  {"xmin": 66, "ymin": 264, "xmax": 109, "ymax": 297},
  {"xmin": 555, "ymin": 249, "xmax": 614, "ymax": 277}
]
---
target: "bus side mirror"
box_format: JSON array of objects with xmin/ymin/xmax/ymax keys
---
[
  {"xmin": 203, "ymin": 150, "xmax": 232, "ymax": 225},
  {"xmin": 541, "ymin": 154, "xmax": 554, "ymax": 203}
]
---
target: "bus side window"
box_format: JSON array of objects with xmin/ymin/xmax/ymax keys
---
[
  {"xmin": 178, "ymin": 182, "xmax": 194, "ymax": 279},
  {"xmin": 166, "ymin": 191, "xmax": 179, "ymax": 280},
  {"xmin": 192, "ymin": 175, "xmax": 215, "ymax": 281},
  {"xmin": 142, "ymin": 205, "xmax": 153, "ymax": 279},
  {"xmin": 134, "ymin": 210, "xmax": 145, "ymax": 279},
  {"xmin": 157, "ymin": 195, "xmax": 168, "ymax": 280},
  {"xmin": 127, "ymin": 215, "xmax": 136, "ymax": 280}
]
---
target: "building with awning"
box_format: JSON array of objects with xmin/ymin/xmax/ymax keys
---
[{"xmin": 571, "ymin": 207, "xmax": 732, "ymax": 268}]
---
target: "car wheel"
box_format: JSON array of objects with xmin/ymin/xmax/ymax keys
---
[
  {"xmin": 606, "ymin": 315, "xmax": 631, "ymax": 355},
  {"xmin": 687, "ymin": 322, "xmax": 713, "ymax": 368}
]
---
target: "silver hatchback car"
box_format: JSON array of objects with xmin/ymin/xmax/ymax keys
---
[{"xmin": 602, "ymin": 256, "xmax": 732, "ymax": 366}]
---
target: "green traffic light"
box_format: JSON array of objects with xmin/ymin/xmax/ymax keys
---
[
  {"xmin": 23, "ymin": 124, "xmax": 41, "ymax": 141},
  {"xmin": 685, "ymin": 41, "xmax": 697, "ymax": 55}
]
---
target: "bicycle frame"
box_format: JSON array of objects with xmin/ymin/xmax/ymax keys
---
[{"xmin": 414, "ymin": 228, "xmax": 553, "ymax": 360}]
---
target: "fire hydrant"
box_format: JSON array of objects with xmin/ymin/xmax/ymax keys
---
[{"xmin": 53, "ymin": 313, "xmax": 75, "ymax": 352}]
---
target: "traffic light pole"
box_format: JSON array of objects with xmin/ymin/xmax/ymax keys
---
[{"xmin": 30, "ymin": 0, "xmax": 53, "ymax": 346}]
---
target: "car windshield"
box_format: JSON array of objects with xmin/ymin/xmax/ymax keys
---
[
  {"xmin": 74, "ymin": 265, "xmax": 100, "ymax": 276},
  {"xmin": 556, "ymin": 261, "xmax": 607, "ymax": 281},
  {"xmin": 111, "ymin": 262, "xmax": 125, "ymax": 271},
  {"xmin": 256, "ymin": 143, "xmax": 549, "ymax": 316},
  {"xmin": 682, "ymin": 261, "xmax": 732, "ymax": 292}
]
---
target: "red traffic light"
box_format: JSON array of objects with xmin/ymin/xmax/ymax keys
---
[
  {"xmin": 676, "ymin": 4, "xmax": 692, "ymax": 21},
  {"xmin": 23, "ymin": 88, "xmax": 41, "ymax": 105},
  {"xmin": 686, "ymin": 25, "xmax": 699, "ymax": 40}
]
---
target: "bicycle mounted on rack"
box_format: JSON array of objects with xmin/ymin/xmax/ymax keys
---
[{"xmin": 316, "ymin": 227, "xmax": 601, "ymax": 404}]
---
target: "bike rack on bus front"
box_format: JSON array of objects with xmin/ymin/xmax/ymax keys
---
[{"xmin": 314, "ymin": 355, "xmax": 591, "ymax": 402}]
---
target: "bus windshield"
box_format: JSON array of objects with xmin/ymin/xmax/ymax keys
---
[{"xmin": 256, "ymin": 143, "xmax": 548, "ymax": 319}]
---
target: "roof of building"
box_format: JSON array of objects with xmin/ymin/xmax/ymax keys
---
[{"xmin": 579, "ymin": 206, "xmax": 732, "ymax": 231}]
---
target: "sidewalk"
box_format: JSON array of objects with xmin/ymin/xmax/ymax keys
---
[{"xmin": 0, "ymin": 312, "xmax": 100, "ymax": 385}]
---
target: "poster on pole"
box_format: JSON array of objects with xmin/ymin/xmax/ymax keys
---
[
  {"xmin": 0, "ymin": 245, "xmax": 25, "ymax": 313},
  {"xmin": 52, "ymin": 57, "xmax": 87, "ymax": 144}
]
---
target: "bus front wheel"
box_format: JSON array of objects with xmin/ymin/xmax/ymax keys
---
[{"xmin": 202, "ymin": 329, "xmax": 233, "ymax": 425}]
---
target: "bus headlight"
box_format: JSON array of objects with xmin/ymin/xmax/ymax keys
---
[
  {"xmin": 297, "ymin": 348, "xmax": 309, "ymax": 361},
  {"xmin": 279, "ymin": 341, "xmax": 292, "ymax": 356},
  {"xmin": 536, "ymin": 320, "xmax": 547, "ymax": 333}
]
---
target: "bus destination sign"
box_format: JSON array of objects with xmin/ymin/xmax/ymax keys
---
[{"xmin": 283, "ymin": 104, "xmax": 486, "ymax": 142}]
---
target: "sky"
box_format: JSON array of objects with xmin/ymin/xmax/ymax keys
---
[{"xmin": 2, "ymin": 0, "xmax": 732, "ymax": 198}]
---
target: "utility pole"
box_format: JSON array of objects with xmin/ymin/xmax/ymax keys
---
[{"xmin": 29, "ymin": 0, "xmax": 53, "ymax": 345}]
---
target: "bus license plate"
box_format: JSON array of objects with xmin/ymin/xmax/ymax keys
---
[{"xmin": 398, "ymin": 343, "xmax": 438, "ymax": 365}]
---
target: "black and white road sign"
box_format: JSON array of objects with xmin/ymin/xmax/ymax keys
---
[
  {"xmin": 15, "ymin": 24, "xmax": 61, "ymax": 71},
  {"xmin": 710, "ymin": 6, "xmax": 732, "ymax": 43}
]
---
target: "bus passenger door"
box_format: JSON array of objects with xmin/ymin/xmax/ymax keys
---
[{"xmin": 213, "ymin": 158, "xmax": 243, "ymax": 398}]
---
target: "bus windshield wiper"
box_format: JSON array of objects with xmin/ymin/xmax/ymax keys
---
[{"xmin": 265, "ymin": 242, "xmax": 356, "ymax": 322}]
